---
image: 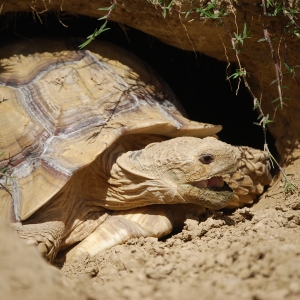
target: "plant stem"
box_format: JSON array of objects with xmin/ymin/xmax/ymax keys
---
[{"xmin": 261, "ymin": 0, "xmax": 284, "ymax": 108}]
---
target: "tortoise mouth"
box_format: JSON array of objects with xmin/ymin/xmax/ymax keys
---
[
  {"xmin": 180, "ymin": 176, "xmax": 234, "ymax": 210},
  {"xmin": 190, "ymin": 176, "xmax": 233, "ymax": 209},
  {"xmin": 193, "ymin": 176, "xmax": 231, "ymax": 190},
  {"xmin": 206, "ymin": 181, "xmax": 233, "ymax": 193},
  {"xmin": 193, "ymin": 176, "xmax": 232, "ymax": 192}
]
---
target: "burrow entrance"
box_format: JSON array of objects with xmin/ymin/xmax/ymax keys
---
[{"xmin": 0, "ymin": 13, "xmax": 276, "ymax": 153}]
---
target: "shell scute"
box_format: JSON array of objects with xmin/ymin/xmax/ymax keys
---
[{"xmin": 0, "ymin": 39, "xmax": 220, "ymax": 221}]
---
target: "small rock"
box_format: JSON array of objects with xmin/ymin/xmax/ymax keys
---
[{"xmin": 85, "ymin": 266, "xmax": 99, "ymax": 277}]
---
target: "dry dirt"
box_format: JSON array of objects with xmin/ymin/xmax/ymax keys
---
[
  {"xmin": 1, "ymin": 178, "xmax": 300, "ymax": 300},
  {"xmin": 1, "ymin": 0, "xmax": 300, "ymax": 299}
]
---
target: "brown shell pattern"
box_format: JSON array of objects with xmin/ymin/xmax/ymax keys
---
[{"xmin": 0, "ymin": 39, "xmax": 221, "ymax": 221}]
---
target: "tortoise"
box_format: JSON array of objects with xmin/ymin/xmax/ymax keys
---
[{"xmin": 0, "ymin": 39, "xmax": 271, "ymax": 262}]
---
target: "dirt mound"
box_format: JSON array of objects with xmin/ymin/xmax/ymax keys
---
[
  {"xmin": 1, "ymin": 193, "xmax": 300, "ymax": 299},
  {"xmin": 0, "ymin": 218, "xmax": 98, "ymax": 300},
  {"xmin": 57, "ymin": 199, "xmax": 300, "ymax": 300}
]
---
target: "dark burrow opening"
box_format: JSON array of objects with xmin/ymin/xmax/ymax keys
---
[{"xmin": 0, "ymin": 13, "xmax": 276, "ymax": 154}]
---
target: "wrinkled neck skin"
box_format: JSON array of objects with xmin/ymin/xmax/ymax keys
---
[{"xmin": 104, "ymin": 137, "xmax": 237, "ymax": 211}]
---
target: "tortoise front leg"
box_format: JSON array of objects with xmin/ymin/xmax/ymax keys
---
[
  {"xmin": 12, "ymin": 221, "xmax": 64, "ymax": 262},
  {"xmin": 224, "ymin": 146, "xmax": 272, "ymax": 208},
  {"xmin": 65, "ymin": 204, "xmax": 205, "ymax": 262}
]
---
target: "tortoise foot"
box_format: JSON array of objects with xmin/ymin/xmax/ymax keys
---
[
  {"xmin": 12, "ymin": 221, "xmax": 64, "ymax": 262},
  {"xmin": 65, "ymin": 204, "xmax": 205, "ymax": 261},
  {"xmin": 24, "ymin": 235, "xmax": 55, "ymax": 257},
  {"xmin": 65, "ymin": 206, "xmax": 172, "ymax": 261}
]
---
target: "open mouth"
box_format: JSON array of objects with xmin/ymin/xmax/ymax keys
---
[{"xmin": 193, "ymin": 176, "xmax": 232, "ymax": 192}]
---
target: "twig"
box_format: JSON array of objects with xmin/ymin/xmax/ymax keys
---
[
  {"xmin": 221, "ymin": 18, "xmax": 297, "ymax": 191},
  {"xmin": 0, "ymin": 182, "xmax": 12, "ymax": 196},
  {"xmin": 261, "ymin": 0, "xmax": 284, "ymax": 108}
]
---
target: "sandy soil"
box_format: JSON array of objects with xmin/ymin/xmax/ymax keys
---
[
  {"xmin": 0, "ymin": 1, "xmax": 300, "ymax": 299},
  {"xmin": 1, "ymin": 180, "xmax": 300, "ymax": 300}
]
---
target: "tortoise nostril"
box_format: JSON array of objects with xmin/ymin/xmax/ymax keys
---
[{"xmin": 199, "ymin": 154, "xmax": 214, "ymax": 164}]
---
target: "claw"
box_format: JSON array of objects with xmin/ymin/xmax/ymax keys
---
[
  {"xmin": 37, "ymin": 243, "xmax": 48, "ymax": 256},
  {"xmin": 26, "ymin": 239, "xmax": 38, "ymax": 246}
]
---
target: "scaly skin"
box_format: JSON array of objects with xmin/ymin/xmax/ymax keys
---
[
  {"xmin": 106, "ymin": 136, "xmax": 237, "ymax": 210},
  {"xmin": 64, "ymin": 136, "xmax": 238, "ymax": 261}
]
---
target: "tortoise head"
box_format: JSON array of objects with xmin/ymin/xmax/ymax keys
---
[{"xmin": 107, "ymin": 136, "xmax": 237, "ymax": 210}]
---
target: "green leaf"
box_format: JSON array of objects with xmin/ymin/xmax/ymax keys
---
[
  {"xmin": 270, "ymin": 78, "xmax": 278, "ymax": 85},
  {"xmin": 267, "ymin": 0, "xmax": 274, "ymax": 8},
  {"xmin": 284, "ymin": 63, "xmax": 294, "ymax": 73},
  {"xmin": 1, "ymin": 166, "xmax": 8, "ymax": 173},
  {"xmin": 98, "ymin": 2, "xmax": 116, "ymax": 11},
  {"xmin": 265, "ymin": 119, "xmax": 273, "ymax": 125},
  {"xmin": 167, "ymin": 0, "xmax": 174, "ymax": 9},
  {"xmin": 101, "ymin": 27, "xmax": 110, "ymax": 33},
  {"xmin": 98, "ymin": 6, "xmax": 112, "ymax": 10},
  {"xmin": 185, "ymin": 9, "xmax": 194, "ymax": 18},
  {"xmin": 227, "ymin": 73, "xmax": 238, "ymax": 79},
  {"xmin": 243, "ymin": 23, "xmax": 247, "ymax": 37},
  {"xmin": 284, "ymin": 182, "xmax": 298, "ymax": 193},
  {"xmin": 163, "ymin": 8, "xmax": 167, "ymax": 18},
  {"xmin": 272, "ymin": 97, "xmax": 289, "ymax": 103},
  {"xmin": 272, "ymin": 97, "xmax": 281, "ymax": 103},
  {"xmin": 257, "ymin": 38, "xmax": 266, "ymax": 42},
  {"xmin": 99, "ymin": 21, "xmax": 108, "ymax": 30},
  {"xmin": 98, "ymin": 15, "xmax": 108, "ymax": 21},
  {"xmin": 79, "ymin": 22, "xmax": 110, "ymax": 49},
  {"xmin": 79, "ymin": 39, "xmax": 92, "ymax": 49}
]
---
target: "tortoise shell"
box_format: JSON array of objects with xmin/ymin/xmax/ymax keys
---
[{"xmin": 0, "ymin": 39, "xmax": 221, "ymax": 221}]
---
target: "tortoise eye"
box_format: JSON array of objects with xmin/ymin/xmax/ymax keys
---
[{"xmin": 199, "ymin": 154, "xmax": 214, "ymax": 164}]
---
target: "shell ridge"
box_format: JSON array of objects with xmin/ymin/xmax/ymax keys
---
[
  {"xmin": 85, "ymin": 50, "xmax": 129, "ymax": 90},
  {"xmin": 19, "ymin": 86, "xmax": 53, "ymax": 136},
  {"xmin": 0, "ymin": 54, "xmax": 85, "ymax": 87},
  {"xmin": 156, "ymin": 102, "xmax": 183, "ymax": 129},
  {"xmin": 12, "ymin": 176, "xmax": 20, "ymax": 221}
]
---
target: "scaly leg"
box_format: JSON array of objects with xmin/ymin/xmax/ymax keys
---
[{"xmin": 65, "ymin": 204, "xmax": 205, "ymax": 261}]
